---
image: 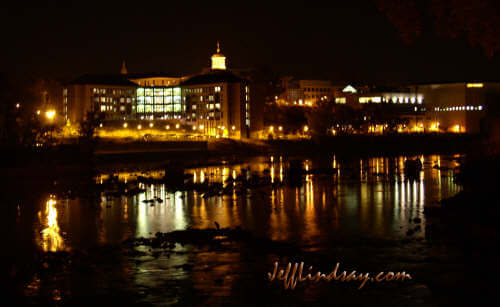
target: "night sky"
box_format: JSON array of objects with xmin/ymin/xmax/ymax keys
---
[{"xmin": 1, "ymin": 1, "xmax": 499, "ymax": 85}]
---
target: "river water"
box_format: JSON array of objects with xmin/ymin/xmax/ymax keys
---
[{"xmin": 7, "ymin": 154, "xmax": 466, "ymax": 306}]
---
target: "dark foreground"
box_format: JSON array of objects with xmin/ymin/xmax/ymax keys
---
[{"xmin": 3, "ymin": 152, "xmax": 499, "ymax": 306}]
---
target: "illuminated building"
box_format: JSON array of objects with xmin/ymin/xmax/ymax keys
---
[
  {"xmin": 182, "ymin": 72, "xmax": 250, "ymax": 138},
  {"xmin": 279, "ymin": 78, "xmax": 333, "ymax": 106},
  {"xmin": 418, "ymin": 82, "xmax": 500, "ymax": 134},
  {"xmin": 63, "ymin": 42, "xmax": 256, "ymax": 139},
  {"xmin": 332, "ymin": 82, "xmax": 500, "ymax": 134},
  {"xmin": 63, "ymin": 75, "xmax": 137, "ymax": 123}
]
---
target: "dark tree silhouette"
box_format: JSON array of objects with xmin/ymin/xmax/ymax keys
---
[{"xmin": 376, "ymin": 0, "xmax": 500, "ymax": 57}]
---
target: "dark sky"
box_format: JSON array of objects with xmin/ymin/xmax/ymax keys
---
[{"xmin": 1, "ymin": 1, "xmax": 499, "ymax": 85}]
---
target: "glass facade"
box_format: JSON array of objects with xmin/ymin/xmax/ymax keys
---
[{"xmin": 136, "ymin": 86, "xmax": 183, "ymax": 119}]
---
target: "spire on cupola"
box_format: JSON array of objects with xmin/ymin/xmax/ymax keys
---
[
  {"xmin": 211, "ymin": 41, "xmax": 227, "ymax": 70},
  {"xmin": 120, "ymin": 60, "xmax": 128, "ymax": 75}
]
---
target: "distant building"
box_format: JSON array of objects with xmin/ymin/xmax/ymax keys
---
[
  {"xmin": 63, "ymin": 42, "xmax": 261, "ymax": 139},
  {"xmin": 279, "ymin": 78, "xmax": 333, "ymax": 106},
  {"xmin": 332, "ymin": 82, "xmax": 500, "ymax": 134},
  {"xmin": 418, "ymin": 82, "xmax": 500, "ymax": 134}
]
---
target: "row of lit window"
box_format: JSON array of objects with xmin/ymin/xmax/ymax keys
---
[
  {"xmin": 137, "ymin": 96, "xmax": 182, "ymax": 104},
  {"xmin": 94, "ymin": 97, "xmax": 133, "ymax": 103},
  {"xmin": 433, "ymin": 106, "xmax": 484, "ymax": 111},
  {"xmin": 138, "ymin": 115, "xmax": 183, "ymax": 120},
  {"xmin": 100, "ymin": 105, "xmax": 129, "ymax": 112},
  {"xmin": 137, "ymin": 87, "xmax": 181, "ymax": 97},
  {"xmin": 358, "ymin": 96, "xmax": 423, "ymax": 104},
  {"xmin": 137, "ymin": 105, "xmax": 183, "ymax": 113},
  {"xmin": 135, "ymin": 79, "xmax": 177, "ymax": 87},
  {"xmin": 304, "ymin": 88, "xmax": 330, "ymax": 92},
  {"xmin": 93, "ymin": 88, "xmax": 135, "ymax": 96},
  {"xmin": 185, "ymin": 86, "xmax": 222, "ymax": 94}
]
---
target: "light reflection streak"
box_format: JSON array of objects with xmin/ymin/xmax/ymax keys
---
[
  {"xmin": 40, "ymin": 197, "xmax": 65, "ymax": 252},
  {"xmin": 79, "ymin": 154, "xmax": 462, "ymax": 245}
]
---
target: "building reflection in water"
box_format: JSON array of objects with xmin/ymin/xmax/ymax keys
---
[
  {"xmin": 39, "ymin": 196, "xmax": 65, "ymax": 252},
  {"xmin": 37, "ymin": 154, "xmax": 463, "ymax": 250}
]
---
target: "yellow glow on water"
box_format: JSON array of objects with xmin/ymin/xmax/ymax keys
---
[
  {"xmin": 467, "ymin": 83, "xmax": 483, "ymax": 88},
  {"xmin": 200, "ymin": 170, "xmax": 205, "ymax": 183},
  {"xmin": 40, "ymin": 197, "xmax": 64, "ymax": 252},
  {"xmin": 222, "ymin": 167, "xmax": 229, "ymax": 183}
]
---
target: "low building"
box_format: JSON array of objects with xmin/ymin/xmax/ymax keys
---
[
  {"xmin": 417, "ymin": 82, "xmax": 500, "ymax": 134},
  {"xmin": 279, "ymin": 78, "xmax": 333, "ymax": 106}
]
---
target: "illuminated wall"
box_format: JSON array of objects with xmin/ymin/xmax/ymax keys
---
[
  {"xmin": 136, "ymin": 87, "xmax": 183, "ymax": 119},
  {"xmin": 64, "ymin": 84, "xmax": 136, "ymax": 124},
  {"xmin": 418, "ymin": 83, "xmax": 493, "ymax": 134}
]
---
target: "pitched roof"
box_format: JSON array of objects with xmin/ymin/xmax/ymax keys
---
[
  {"xmin": 126, "ymin": 72, "xmax": 181, "ymax": 79},
  {"xmin": 69, "ymin": 74, "xmax": 138, "ymax": 86},
  {"xmin": 181, "ymin": 70, "xmax": 246, "ymax": 86}
]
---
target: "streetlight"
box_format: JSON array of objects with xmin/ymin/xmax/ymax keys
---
[
  {"xmin": 303, "ymin": 125, "xmax": 309, "ymax": 132},
  {"xmin": 45, "ymin": 110, "xmax": 56, "ymax": 120},
  {"xmin": 123, "ymin": 122, "xmax": 128, "ymax": 128}
]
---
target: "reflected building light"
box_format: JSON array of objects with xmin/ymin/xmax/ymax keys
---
[
  {"xmin": 467, "ymin": 83, "xmax": 483, "ymax": 88},
  {"xmin": 40, "ymin": 197, "xmax": 65, "ymax": 252},
  {"xmin": 200, "ymin": 170, "xmax": 205, "ymax": 183}
]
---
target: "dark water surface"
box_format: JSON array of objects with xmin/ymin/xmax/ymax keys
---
[{"xmin": 6, "ymin": 154, "xmax": 467, "ymax": 306}]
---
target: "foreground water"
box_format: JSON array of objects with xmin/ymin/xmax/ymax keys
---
[{"xmin": 7, "ymin": 154, "xmax": 467, "ymax": 305}]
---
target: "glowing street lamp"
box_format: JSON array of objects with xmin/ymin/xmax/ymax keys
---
[
  {"xmin": 15, "ymin": 103, "xmax": 20, "ymax": 109},
  {"xmin": 175, "ymin": 124, "xmax": 180, "ymax": 129},
  {"xmin": 278, "ymin": 126, "xmax": 283, "ymax": 131},
  {"xmin": 149, "ymin": 123, "xmax": 154, "ymax": 128},
  {"xmin": 166, "ymin": 125, "xmax": 170, "ymax": 130},
  {"xmin": 303, "ymin": 125, "xmax": 309, "ymax": 133},
  {"xmin": 231, "ymin": 125, "xmax": 236, "ymax": 131},
  {"xmin": 137, "ymin": 124, "xmax": 142, "ymax": 130},
  {"xmin": 123, "ymin": 122, "xmax": 128, "ymax": 128},
  {"xmin": 45, "ymin": 110, "xmax": 56, "ymax": 120}
]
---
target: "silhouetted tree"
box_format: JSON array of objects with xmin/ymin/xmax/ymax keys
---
[{"xmin": 376, "ymin": 0, "xmax": 499, "ymax": 57}]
